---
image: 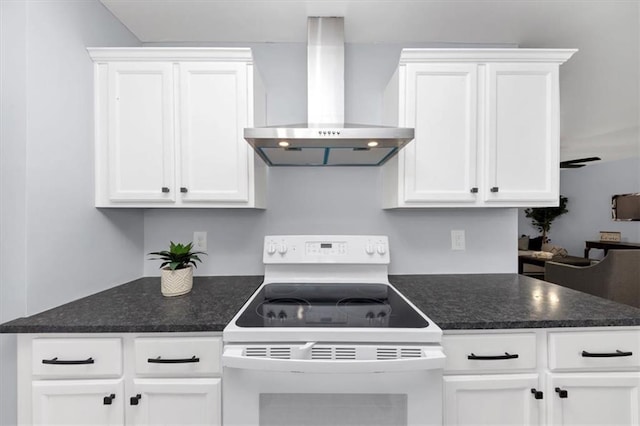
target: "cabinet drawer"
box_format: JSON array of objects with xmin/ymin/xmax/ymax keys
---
[
  {"xmin": 548, "ymin": 330, "xmax": 640, "ymax": 371},
  {"xmin": 134, "ymin": 337, "xmax": 221, "ymax": 376},
  {"xmin": 442, "ymin": 333, "xmax": 536, "ymax": 373},
  {"xmin": 32, "ymin": 338, "xmax": 122, "ymax": 378}
]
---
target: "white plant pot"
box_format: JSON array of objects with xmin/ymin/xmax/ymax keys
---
[{"xmin": 161, "ymin": 266, "xmax": 193, "ymax": 297}]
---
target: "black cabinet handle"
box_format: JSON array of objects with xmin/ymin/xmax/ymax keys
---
[
  {"xmin": 490, "ymin": 186, "xmax": 500, "ymax": 193},
  {"xmin": 531, "ymin": 388, "xmax": 543, "ymax": 400},
  {"xmin": 147, "ymin": 355, "xmax": 200, "ymax": 364},
  {"xmin": 42, "ymin": 357, "xmax": 94, "ymax": 365},
  {"xmin": 470, "ymin": 187, "xmax": 478, "ymax": 193},
  {"xmin": 555, "ymin": 387, "xmax": 568, "ymax": 398},
  {"xmin": 581, "ymin": 350, "xmax": 632, "ymax": 358},
  {"xmin": 103, "ymin": 394, "xmax": 115, "ymax": 405},
  {"xmin": 161, "ymin": 187, "xmax": 170, "ymax": 193},
  {"xmin": 130, "ymin": 394, "xmax": 142, "ymax": 406},
  {"xmin": 180, "ymin": 187, "xmax": 188, "ymax": 193},
  {"xmin": 468, "ymin": 352, "xmax": 519, "ymax": 360}
]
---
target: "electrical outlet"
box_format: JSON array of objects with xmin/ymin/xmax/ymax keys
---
[
  {"xmin": 451, "ymin": 230, "xmax": 465, "ymax": 251},
  {"xmin": 193, "ymin": 231, "xmax": 207, "ymax": 252}
]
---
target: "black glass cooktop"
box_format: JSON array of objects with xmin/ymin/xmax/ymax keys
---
[{"xmin": 235, "ymin": 283, "xmax": 429, "ymax": 328}]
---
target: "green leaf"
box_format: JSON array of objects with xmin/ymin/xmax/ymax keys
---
[{"xmin": 149, "ymin": 241, "xmax": 206, "ymax": 269}]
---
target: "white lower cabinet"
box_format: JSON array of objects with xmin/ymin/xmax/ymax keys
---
[
  {"xmin": 444, "ymin": 374, "xmax": 542, "ymax": 425},
  {"xmin": 547, "ymin": 373, "xmax": 640, "ymax": 426},
  {"xmin": 443, "ymin": 327, "xmax": 640, "ymax": 426},
  {"xmin": 19, "ymin": 328, "xmax": 640, "ymax": 425},
  {"xmin": 19, "ymin": 334, "xmax": 222, "ymax": 426},
  {"xmin": 32, "ymin": 379, "xmax": 124, "ymax": 425},
  {"xmin": 129, "ymin": 378, "xmax": 221, "ymax": 426}
]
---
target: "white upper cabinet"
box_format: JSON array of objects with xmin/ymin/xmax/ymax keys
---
[
  {"xmin": 383, "ymin": 49, "xmax": 576, "ymax": 208},
  {"xmin": 484, "ymin": 63, "xmax": 559, "ymax": 204},
  {"xmin": 107, "ymin": 62, "xmax": 176, "ymax": 204},
  {"xmin": 90, "ymin": 48, "xmax": 266, "ymax": 208},
  {"xmin": 402, "ymin": 63, "xmax": 479, "ymax": 204}
]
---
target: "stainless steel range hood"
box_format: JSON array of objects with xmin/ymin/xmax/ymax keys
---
[{"xmin": 244, "ymin": 17, "xmax": 414, "ymax": 166}]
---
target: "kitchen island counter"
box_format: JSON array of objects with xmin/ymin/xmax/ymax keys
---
[{"xmin": 1, "ymin": 274, "xmax": 639, "ymax": 333}]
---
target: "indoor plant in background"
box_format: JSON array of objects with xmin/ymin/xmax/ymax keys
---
[
  {"xmin": 524, "ymin": 195, "xmax": 569, "ymax": 245},
  {"xmin": 148, "ymin": 242, "xmax": 206, "ymax": 297}
]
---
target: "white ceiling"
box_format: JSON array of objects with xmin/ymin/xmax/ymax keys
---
[{"xmin": 101, "ymin": 0, "xmax": 640, "ymax": 163}]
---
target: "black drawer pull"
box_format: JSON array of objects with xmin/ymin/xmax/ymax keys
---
[
  {"xmin": 130, "ymin": 394, "xmax": 142, "ymax": 405},
  {"xmin": 490, "ymin": 186, "xmax": 500, "ymax": 193},
  {"xmin": 42, "ymin": 357, "xmax": 94, "ymax": 365},
  {"xmin": 555, "ymin": 387, "xmax": 568, "ymax": 398},
  {"xmin": 180, "ymin": 187, "xmax": 188, "ymax": 193},
  {"xmin": 581, "ymin": 350, "xmax": 633, "ymax": 358},
  {"xmin": 147, "ymin": 355, "xmax": 200, "ymax": 364},
  {"xmin": 161, "ymin": 187, "xmax": 170, "ymax": 193},
  {"xmin": 470, "ymin": 187, "xmax": 478, "ymax": 193},
  {"xmin": 468, "ymin": 352, "xmax": 519, "ymax": 360},
  {"xmin": 103, "ymin": 394, "xmax": 115, "ymax": 405},
  {"xmin": 530, "ymin": 388, "xmax": 543, "ymax": 400}
]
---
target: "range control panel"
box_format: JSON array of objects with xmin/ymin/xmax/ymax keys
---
[{"xmin": 263, "ymin": 235, "xmax": 389, "ymax": 264}]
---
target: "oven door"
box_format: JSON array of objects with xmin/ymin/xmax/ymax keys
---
[{"xmin": 222, "ymin": 344, "xmax": 445, "ymax": 426}]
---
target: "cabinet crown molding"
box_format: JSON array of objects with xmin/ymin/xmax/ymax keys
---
[
  {"xmin": 87, "ymin": 47, "xmax": 253, "ymax": 62},
  {"xmin": 399, "ymin": 48, "xmax": 577, "ymax": 64}
]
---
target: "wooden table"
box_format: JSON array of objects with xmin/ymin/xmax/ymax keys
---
[
  {"xmin": 584, "ymin": 240, "xmax": 640, "ymax": 258},
  {"xmin": 518, "ymin": 254, "xmax": 592, "ymax": 275}
]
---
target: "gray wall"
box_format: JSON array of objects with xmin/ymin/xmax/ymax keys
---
[
  {"xmin": 0, "ymin": 2, "xmax": 143, "ymax": 425},
  {"xmin": 519, "ymin": 157, "xmax": 640, "ymax": 258},
  {"xmin": 143, "ymin": 42, "xmax": 519, "ymax": 276},
  {"xmin": 1, "ymin": 2, "xmax": 28, "ymax": 424}
]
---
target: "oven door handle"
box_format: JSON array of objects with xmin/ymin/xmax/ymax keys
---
[{"xmin": 222, "ymin": 347, "xmax": 445, "ymax": 374}]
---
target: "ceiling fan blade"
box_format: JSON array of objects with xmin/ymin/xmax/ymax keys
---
[
  {"xmin": 560, "ymin": 156, "xmax": 601, "ymax": 165},
  {"xmin": 560, "ymin": 163, "xmax": 586, "ymax": 169}
]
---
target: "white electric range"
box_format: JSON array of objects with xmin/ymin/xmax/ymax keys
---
[{"xmin": 223, "ymin": 235, "xmax": 445, "ymax": 426}]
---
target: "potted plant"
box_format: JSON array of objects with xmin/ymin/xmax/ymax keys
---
[
  {"xmin": 524, "ymin": 195, "xmax": 569, "ymax": 244},
  {"xmin": 148, "ymin": 241, "xmax": 206, "ymax": 297}
]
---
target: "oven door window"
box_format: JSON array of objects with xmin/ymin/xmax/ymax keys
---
[{"xmin": 260, "ymin": 393, "xmax": 407, "ymax": 426}]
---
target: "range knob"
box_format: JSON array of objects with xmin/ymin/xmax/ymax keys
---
[
  {"xmin": 278, "ymin": 244, "xmax": 288, "ymax": 255},
  {"xmin": 266, "ymin": 311, "xmax": 276, "ymax": 320},
  {"xmin": 376, "ymin": 244, "xmax": 387, "ymax": 255},
  {"xmin": 365, "ymin": 244, "xmax": 375, "ymax": 255},
  {"xmin": 365, "ymin": 312, "xmax": 375, "ymax": 320},
  {"xmin": 266, "ymin": 244, "xmax": 276, "ymax": 255},
  {"xmin": 278, "ymin": 311, "xmax": 287, "ymax": 321}
]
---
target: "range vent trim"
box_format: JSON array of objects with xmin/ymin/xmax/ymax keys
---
[{"xmin": 243, "ymin": 345, "xmax": 426, "ymax": 361}]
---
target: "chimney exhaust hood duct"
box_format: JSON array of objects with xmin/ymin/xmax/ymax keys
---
[{"xmin": 244, "ymin": 17, "xmax": 414, "ymax": 166}]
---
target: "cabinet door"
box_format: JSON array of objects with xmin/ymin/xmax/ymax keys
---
[
  {"xmin": 107, "ymin": 62, "xmax": 175, "ymax": 203},
  {"xmin": 178, "ymin": 62, "xmax": 250, "ymax": 203},
  {"xmin": 548, "ymin": 373, "xmax": 640, "ymax": 426},
  {"xmin": 444, "ymin": 374, "xmax": 542, "ymax": 425},
  {"xmin": 484, "ymin": 63, "xmax": 559, "ymax": 205},
  {"xmin": 129, "ymin": 378, "xmax": 221, "ymax": 425},
  {"xmin": 402, "ymin": 63, "xmax": 479, "ymax": 203},
  {"xmin": 32, "ymin": 379, "xmax": 124, "ymax": 425}
]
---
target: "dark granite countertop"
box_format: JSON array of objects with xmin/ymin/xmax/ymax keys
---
[
  {"xmin": 1, "ymin": 274, "xmax": 639, "ymax": 333},
  {"xmin": 390, "ymin": 274, "xmax": 640, "ymax": 329},
  {"xmin": 0, "ymin": 276, "xmax": 263, "ymax": 333}
]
